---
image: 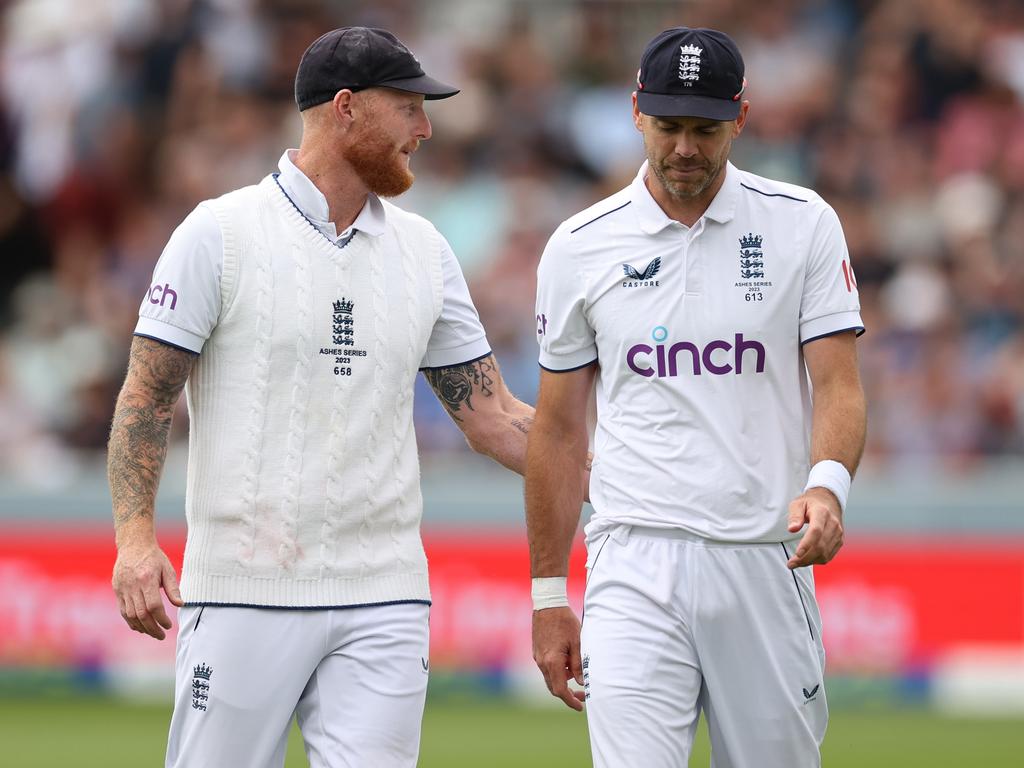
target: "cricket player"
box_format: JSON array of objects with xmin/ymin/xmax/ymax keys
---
[
  {"xmin": 108, "ymin": 27, "xmax": 540, "ymax": 768},
  {"xmin": 526, "ymin": 27, "xmax": 867, "ymax": 767}
]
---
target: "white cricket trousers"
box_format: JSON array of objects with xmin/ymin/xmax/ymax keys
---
[
  {"xmin": 165, "ymin": 602, "xmax": 430, "ymax": 768},
  {"xmin": 581, "ymin": 525, "xmax": 827, "ymax": 768}
]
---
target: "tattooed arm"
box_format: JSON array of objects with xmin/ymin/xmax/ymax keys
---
[
  {"xmin": 423, "ymin": 354, "xmax": 536, "ymax": 475},
  {"xmin": 108, "ymin": 336, "xmax": 195, "ymax": 640},
  {"xmin": 423, "ymin": 354, "xmax": 593, "ymax": 495}
]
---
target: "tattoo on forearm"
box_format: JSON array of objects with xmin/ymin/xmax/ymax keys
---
[
  {"xmin": 511, "ymin": 416, "xmax": 533, "ymax": 436},
  {"xmin": 108, "ymin": 338, "xmax": 194, "ymax": 530},
  {"xmin": 424, "ymin": 355, "xmax": 496, "ymax": 421}
]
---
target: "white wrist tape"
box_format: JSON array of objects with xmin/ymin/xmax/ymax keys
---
[
  {"xmin": 532, "ymin": 577, "xmax": 569, "ymax": 610},
  {"xmin": 804, "ymin": 459, "xmax": 852, "ymax": 512}
]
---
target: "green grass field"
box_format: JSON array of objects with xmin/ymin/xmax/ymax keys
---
[{"xmin": 1, "ymin": 695, "xmax": 1021, "ymax": 766}]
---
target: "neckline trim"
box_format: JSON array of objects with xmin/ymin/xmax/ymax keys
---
[{"xmin": 272, "ymin": 173, "xmax": 356, "ymax": 251}]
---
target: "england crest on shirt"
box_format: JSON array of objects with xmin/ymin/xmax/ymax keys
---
[
  {"xmin": 318, "ymin": 297, "xmax": 368, "ymax": 376},
  {"xmin": 734, "ymin": 233, "xmax": 772, "ymax": 301},
  {"xmin": 332, "ymin": 298, "xmax": 354, "ymax": 346},
  {"xmin": 738, "ymin": 233, "xmax": 765, "ymax": 279}
]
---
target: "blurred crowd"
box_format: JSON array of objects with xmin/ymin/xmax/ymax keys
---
[{"xmin": 1, "ymin": 0, "xmax": 1022, "ymax": 487}]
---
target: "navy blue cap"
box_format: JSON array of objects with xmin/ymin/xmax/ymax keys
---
[
  {"xmin": 636, "ymin": 27, "xmax": 746, "ymax": 120},
  {"xmin": 295, "ymin": 27, "xmax": 459, "ymax": 111}
]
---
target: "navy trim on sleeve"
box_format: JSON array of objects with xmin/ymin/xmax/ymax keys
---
[
  {"xmin": 800, "ymin": 326, "xmax": 865, "ymax": 346},
  {"xmin": 570, "ymin": 201, "xmax": 632, "ymax": 234},
  {"xmin": 539, "ymin": 358, "xmax": 599, "ymax": 373},
  {"xmin": 419, "ymin": 350, "xmax": 493, "ymax": 372},
  {"xmin": 740, "ymin": 183, "xmax": 809, "ymax": 203},
  {"xmin": 133, "ymin": 332, "xmax": 200, "ymax": 355}
]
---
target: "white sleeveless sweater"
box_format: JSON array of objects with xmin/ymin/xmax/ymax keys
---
[{"xmin": 179, "ymin": 175, "xmax": 444, "ymax": 606}]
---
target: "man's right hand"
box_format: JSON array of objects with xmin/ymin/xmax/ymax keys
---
[
  {"xmin": 112, "ymin": 537, "xmax": 183, "ymax": 640},
  {"xmin": 532, "ymin": 606, "xmax": 586, "ymax": 711}
]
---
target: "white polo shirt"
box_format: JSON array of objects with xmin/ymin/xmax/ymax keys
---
[
  {"xmin": 536, "ymin": 161, "xmax": 864, "ymax": 543},
  {"xmin": 136, "ymin": 150, "xmax": 490, "ymax": 367}
]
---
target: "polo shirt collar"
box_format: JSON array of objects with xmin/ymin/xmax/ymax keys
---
[
  {"xmin": 277, "ymin": 150, "xmax": 386, "ymax": 240},
  {"xmin": 704, "ymin": 161, "xmax": 740, "ymax": 224},
  {"xmin": 631, "ymin": 160, "xmax": 740, "ymax": 234}
]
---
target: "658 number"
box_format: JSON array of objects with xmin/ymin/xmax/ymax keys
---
[{"xmin": 334, "ymin": 366, "xmax": 352, "ymax": 376}]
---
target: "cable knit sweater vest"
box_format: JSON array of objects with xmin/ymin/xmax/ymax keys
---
[{"xmin": 179, "ymin": 175, "xmax": 445, "ymax": 606}]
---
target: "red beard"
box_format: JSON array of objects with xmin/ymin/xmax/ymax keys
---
[{"xmin": 343, "ymin": 123, "xmax": 415, "ymax": 198}]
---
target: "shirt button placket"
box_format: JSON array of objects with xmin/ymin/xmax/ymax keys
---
[{"xmin": 686, "ymin": 223, "xmax": 703, "ymax": 297}]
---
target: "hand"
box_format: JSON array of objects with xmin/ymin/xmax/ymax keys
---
[
  {"xmin": 532, "ymin": 606, "xmax": 586, "ymax": 711},
  {"xmin": 112, "ymin": 537, "xmax": 183, "ymax": 640},
  {"xmin": 786, "ymin": 487, "xmax": 844, "ymax": 569}
]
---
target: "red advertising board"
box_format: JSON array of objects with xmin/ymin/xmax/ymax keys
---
[{"xmin": 1, "ymin": 526, "xmax": 1022, "ymax": 677}]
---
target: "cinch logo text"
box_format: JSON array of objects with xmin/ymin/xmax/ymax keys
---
[
  {"xmin": 148, "ymin": 283, "xmax": 178, "ymax": 310},
  {"xmin": 627, "ymin": 333, "xmax": 766, "ymax": 377}
]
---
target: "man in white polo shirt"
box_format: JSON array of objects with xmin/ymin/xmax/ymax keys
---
[
  {"xmin": 526, "ymin": 27, "xmax": 867, "ymax": 767},
  {"xmin": 107, "ymin": 27, "xmax": 542, "ymax": 768}
]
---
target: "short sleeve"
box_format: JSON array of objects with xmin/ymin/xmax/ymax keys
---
[
  {"xmin": 134, "ymin": 205, "xmax": 223, "ymax": 354},
  {"xmin": 419, "ymin": 235, "xmax": 491, "ymax": 369},
  {"xmin": 799, "ymin": 204, "xmax": 865, "ymax": 344},
  {"xmin": 536, "ymin": 225, "xmax": 597, "ymax": 370}
]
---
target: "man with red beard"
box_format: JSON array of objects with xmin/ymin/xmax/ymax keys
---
[{"xmin": 108, "ymin": 27, "xmax": 542, "ymax": 768}]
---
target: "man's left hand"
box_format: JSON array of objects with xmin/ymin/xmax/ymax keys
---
[{"xmin": 785, "ymin": 487, "xmax": 844, "ymax": 569}]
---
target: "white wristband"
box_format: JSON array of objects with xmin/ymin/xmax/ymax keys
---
[
  {"xmin": 532, "ymin": 577, "xmax": 569, "ymax": 610},
  {"xmin": 804, "ymin": 460, "xmax": 852, "ymax": 513}
]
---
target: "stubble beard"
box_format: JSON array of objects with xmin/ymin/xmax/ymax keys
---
[
  {"xmin": 650, "ymin": 154, "xmax": 724, "ymax": 202},
  {"xmin": 644, "ymin": 131, "xmax": 730, "ymax": 204},
  {"xmin": 343, "ymin": 124, "xmax": 415, "ymax": 198}
]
